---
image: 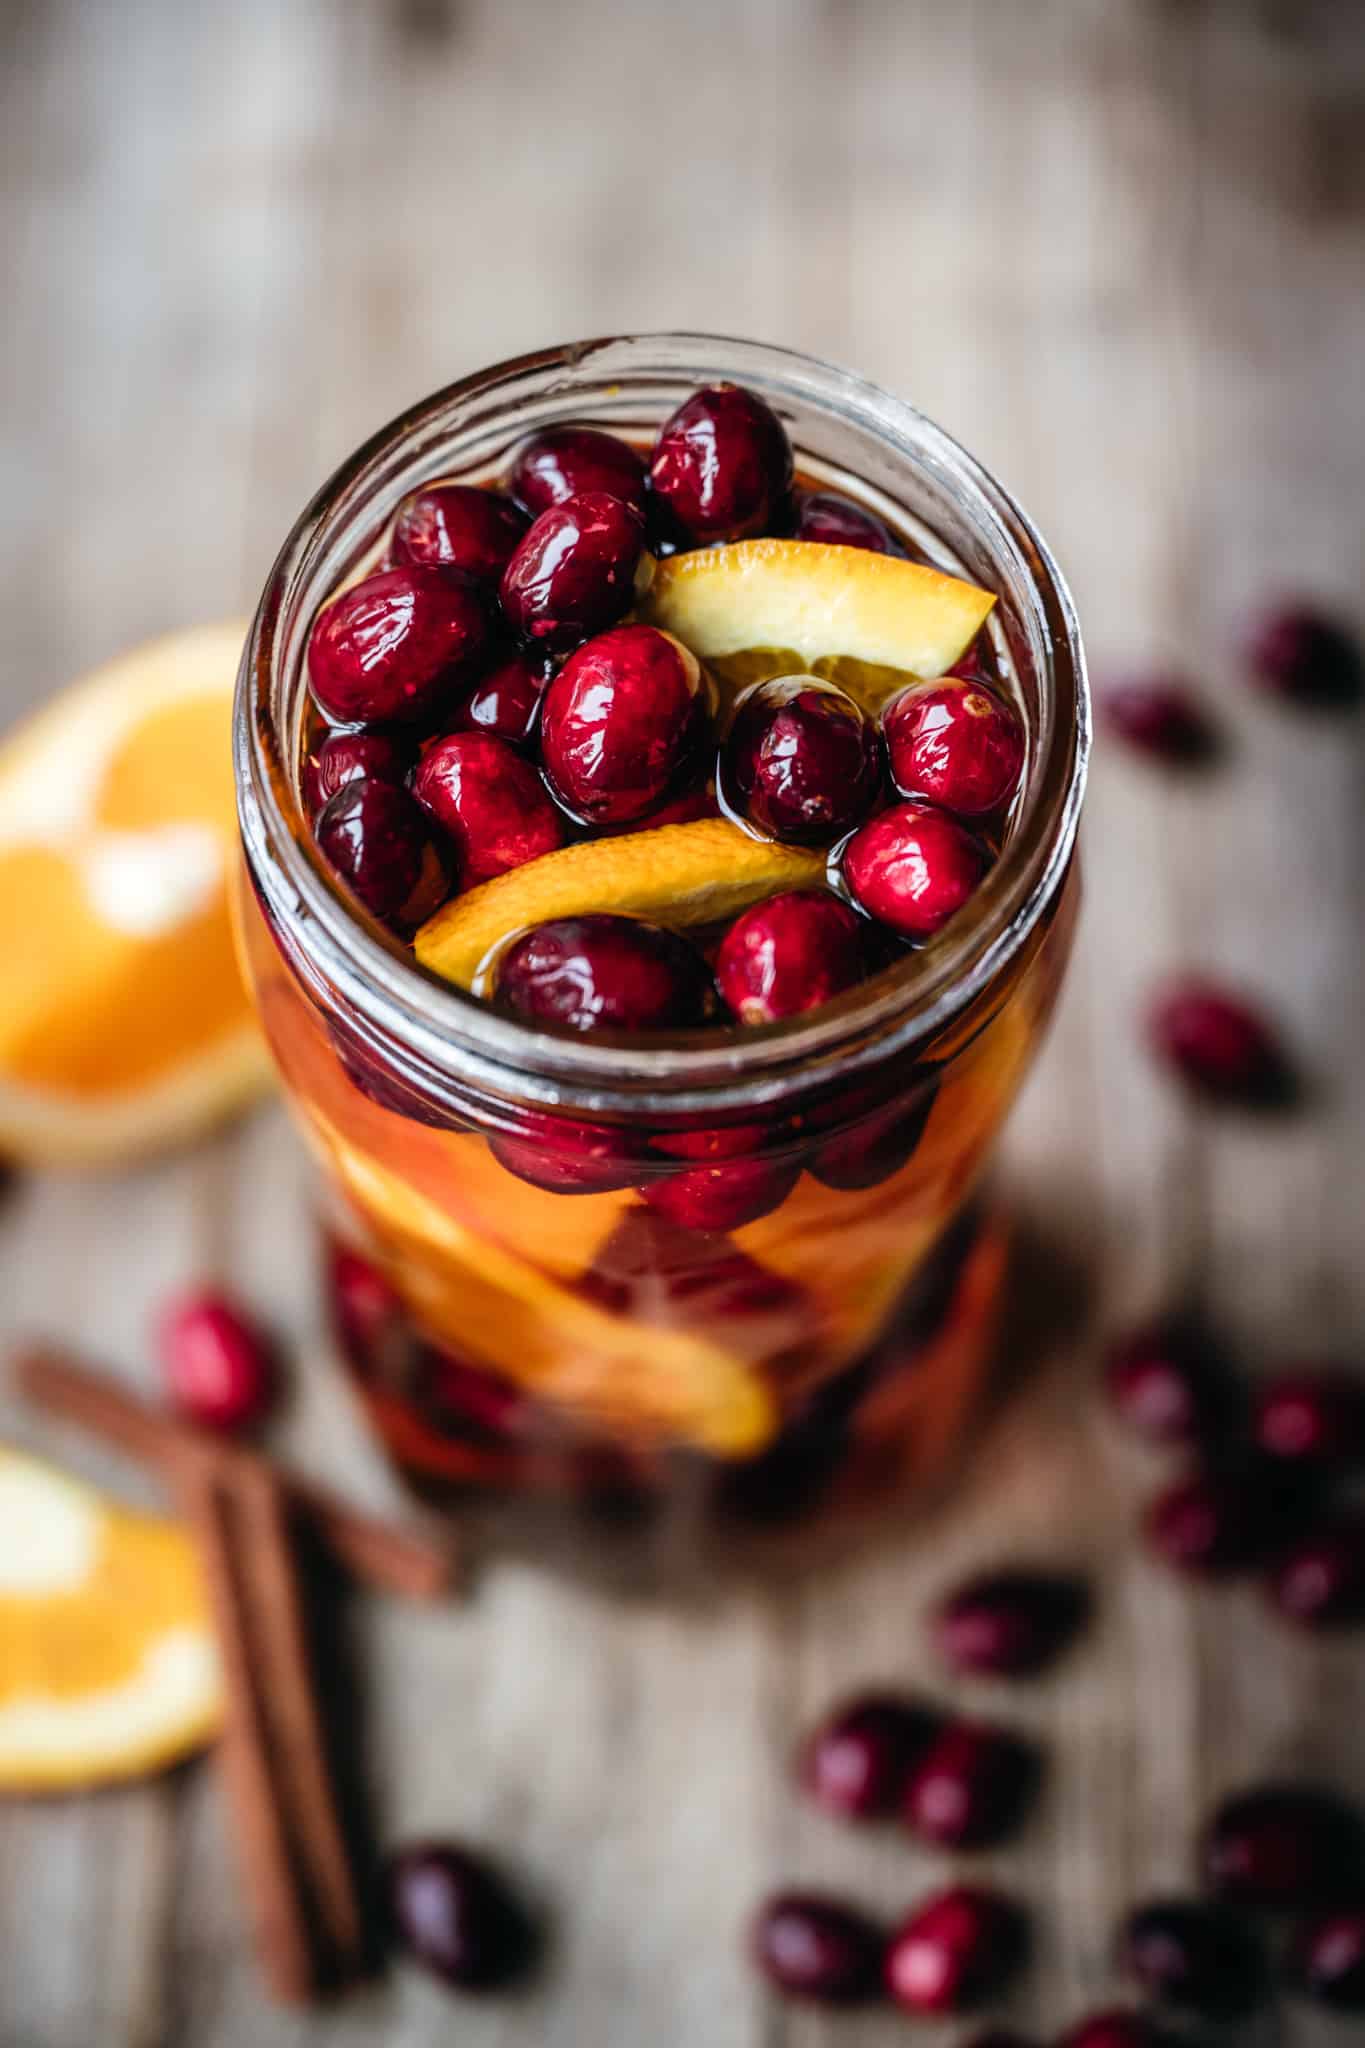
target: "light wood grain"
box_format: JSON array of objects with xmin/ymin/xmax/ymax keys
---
[{"xmin": 3, "ymin": 1, "xmax": 1364, "ymax": 2043}]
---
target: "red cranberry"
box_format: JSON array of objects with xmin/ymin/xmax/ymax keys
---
[
  {"xmin": 961, "ymin": 2034, "xmax": 1037, "ymax": 2048},
  {"xmin": 716, "ymin": 891, "xmax": 866, "ymax": 1026},
  {"xmin": 540, "ymin": 624, "xmax": 708, "ymax": 824},
  {"xmin": 808, "ymin": 1073, "xmax": 940, "ymax": 1191},
  {"xmin": 302, "ymin": 729, "xmax": 411, "ymax": 817},
  {"xmin": 1254, "ymin": 1367, "xmax": 1365, "ymax": 1472},
  {"xmin": 949, "ymin": 634, "xmax": 992, "ymax": 684},
  {"xmin": 650, "ymin": 1121, "xmax": 769, "ymax": 1162},
  {"xmin": 419, "ymin": 1347, "xmax": 531, "ymax": 1441},
  {"xmin": 498, "ymin": 490, "xmax": 645, "ymax": 653},
  {"xmin": 902, "ymin": 1718, "xmax": 1038, "ymax": 1849},
  {"xmin": 509, "ymin": 424, "xmax": 648, "ymax": 518},
  {"xmin": 799, "ymin": 1693, "xmax": 937, "ymax": 1821},
  {"xmin": 642, "ymin": 1155, "xmax": 800, "ymax": 1232},
  {"xmin": 1147, "ymin": 981, "xmax": 1292, "ymax": 1107},
  {"xmin": 598, "ymin": 780, "xmax": 719, "ymax": 834},
  {"xmin": 884, "ymin": 678, "xmax": 1025, "ymax": 817},
  {"xmin": 751, "ymin": 1893, "xmax": 884, "ymax": 2005},
  {"xmin": 722, "ymin": 678, "xmax": 880, "ymax": 844},
  {"xmin": 386, "ymin": 1841, "xmax": 534, "ymax": 1990},
  {"xmin": 307, "ymin": 564, "xmax": 488, "ymax": 727},
  {"xmin": 1202, "ymin": 1786, "xmax": 1364, "ymax": 1906},
  {"xmin": 489, "ymin": 1110, "xmax": 645, "ymax": 1195},
  {"xmin": 932, "ymin": 1569, "xmax": 1090, "ymax": 1678},
  {"xmin": 1056, "ymin": 2012, "xmax": 1173, "ymax": 2048},
  {"xmin": 390, "ymin": 484, "xmax": 528, "ymax": 586},
  {"xmin": 842, "ymin": 801, "xmax": 989, "ymax": 941},
  {"xmin": 1267, "ymin": 1514, "xmax": 1365, "ymax": 1628},
  {"xmin": 648, "ymin": 381, "xmax": 793, "ymax": 545},
  {"xmin": 495, "ymin": 915, "xmax": 716, "ymax": 1034},
  {"xmin": 1121, "ymin": 1900, "xmax": 1264, "ymax": 2019},
  {"xmin": 158, "ymin": 1290, "xmax": 276, "ymax": 1434},
  {"xmin": 884, "ymin": 1885, "xmax": 1025, "ymax": 2015},
  {"xmin": 314, "ymin": 777, "xmax": 453, "ymax": 933},
  {"xmin": 326, "ymin": 1244, "xmax": 403, "ymax": 1375},
  {"xmin": 1143, "ymin": 1463, "xmax": 1305, "ymax": 1578},
  {"xmin": 792, "ymin": 489, "xmax": 906, "ymax": 555},
  {"xmin": 1245, "ymin": 602, "xmax": 1362, "ymax": 709},
  {"xmin": 446, "ymin": 649, "xmax": 549, "ymax": 750},
  {"xmin": 1289, "ymin": 1904, "xmax": 1365, "ymax": 2009},
  {"xmin": 1104, "ymin": 1318, "xmax": 1234, "ymax": 1447},
  {"xmin": 1103, "ymin": 677, "xmax": 1217, "ymax": 765},
  {"xmin": 412, "ymin": 731, "xmax": 562, "ymax": 885}
]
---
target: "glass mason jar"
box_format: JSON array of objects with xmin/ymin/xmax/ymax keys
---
[{"xmin": 234, "ymin": 335, "xmax": 1088, "ymax": 1580}]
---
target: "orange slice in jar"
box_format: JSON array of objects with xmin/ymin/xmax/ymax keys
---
[
  {"xmin": 640, "ymin": 539, "xmax": 996, "ymax": 714},
  {"xmin": 414, "ymin": 817, "xmax": 825, "ymax": 991}
]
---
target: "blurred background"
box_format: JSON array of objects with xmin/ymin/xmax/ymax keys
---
[{"xmin": 2, "ymin": 1, "xmax": 1364, "ymax": 2044}]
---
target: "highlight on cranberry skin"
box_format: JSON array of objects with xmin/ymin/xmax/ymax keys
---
[
  {"xmin": 412, "ymin": 731, "xmax": 563, "ymax": 886},
  {"xmin": 1146, "ymin": 980, "xmax": 1293, "ymax": 1108},
  {"xmin": 648, "ymin": 382, "xmax": 794, "ymax": 545},
  {"xmin": 798, "ymin": 1692, "xmax": 938, "ymax": 1822},
  {"xmin": 302, "ymin": 729, "xmax": 412, "ymax": 819},
  {"xmin": 494, "ymin": 914, "xmax": 717, "ymax": 1035},
  {"xmin": 883, "ymin": 1884, "xmax": 1026, "ymax": 2015},
  {"xmin": 751, "ymin": 1891, "xmax": 885, "ymax": 2005},
  {"xmin": 883, "ymin": 677, "xmax": 1025, "ymax": 817},
  {"xmin": 722, "ymin": 677, "xmax": 881, "ymax": 845},
  {"xmin": 716, "ymin": 891, "xmax": 867, "ymax": 1026},
  {"xmin": 540, "ymin": 623, "xmax": 709, "ymax": 825},
  {"xmin": 791, "ymin": 488, "xmax": 906, "ymax": 556},
  {"xmin": 306, "ymin": 563, "xmax": 488, "ymax": 727},
  {"xmin": 509, "ymin": 424, "xmax": 648, "ymax": 518},
  {"xmin": 158, "ymin": 1290, "xmax": 276, "ymax": 1435},
  {"xmin": 1244, "ymin": 600, "xmax": 1363, "ymax": 709},
  {"xmin": 841, "ymin": 801, "xmax": 990, "ymax": 942},
  {"xmin": 1200, "ymin": 1784, "xmax": 1364, "ymax": 1906},
  {"xmin": 314, "ymin": 777, "xmax": 453, "ymax": 934},
  {"xmin": 498, "ymin": 490, "xmax": 646, "ymax": 653},
  {"xmin": 389, "ymin": 483, "xmax": 529, "ymax": 587},
  {"xmin": 931, "ymin": 1568, "xmax": 1090, "ymax": 1678}
]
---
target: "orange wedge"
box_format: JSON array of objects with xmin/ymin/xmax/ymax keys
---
[
  {"xmin": 0, "ymin": 1446, "xmax": 222, "ymax": 1792},
  {"xmin": 0, "ymin": 624, "xmax": 273, "ymax": 1167},
  {"xmin": 415, "ymin": 817, "xmax": 825, "ymax": 991},
  {"xmin": 642, "ymin": 539, "xmax": 995, "ymax": 711}
]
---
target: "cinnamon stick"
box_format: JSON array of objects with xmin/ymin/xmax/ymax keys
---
[{"xmin": 12, "ymin": 1344, "xmax": 458, "ymax": 1600}]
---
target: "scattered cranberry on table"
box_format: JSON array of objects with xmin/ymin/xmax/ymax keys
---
[
  {"xmin": 307, "ymin": 563, "xmax": 488, "ymax": 727},
  {"xmin": 751, "ymin": 1892, "xmax": 885, "ymax": 2004},
  {"xmin": 495, "ymin": 915, "xmax": 717, "ymax": 1035},
  {"xmin": 158, "ymin": 1290, "xmax": 276, "ymax": 1435},
  {"xmin": 302, "ymin": 729, "xmax": 412, "ymax": 819},
  {"xmin": 1288, "ymin": 1903, "xmax": 1365, "ymax": 2010},
  {"xmin": 642, "ymin": 1155, "xmax": 801, "ymax": 1233},
  {"xmin": 648, "ymin": 381, "xmax": 793, "ymax": 544},
  {"xmin": 1055, "ymin": 2011, "xmax": 1175, "ymax": 2048},
  {"xmin": 1244, "ymin": 601, "xmax": 1363, "ymax": 709},
  {"xmin": 902, "ymin": 1717, "xmax": 1038, "ymax": 1850},
  {"xmin": 1253, "ymin": 1366, "xmax": 1365, "ymax": 1472},
  {"xmin": 883, "ymin": 1884, "xmax": 1026, "ymax": 2015},
  {"xmin": 716, "ymin": 890, "xmax": 867, "ymax": 1026},
  {"xmin": 540, "ymin": 623, "xmax": 709, "ymax": 824},
  {"xmin": 314, "ymin": 777, "xmax": 454, "ymax": 934},
  {"xmin": 385, "ymin": 1841, "xmax": 535, "ymax": 1991},
  {"xmin": 1104, "ymin": 1318, "xmax": 1234, "ymax": 1448},
  {"xmin": 1102, "ymin": 677, "xmax": 1217, "ymax": 765},
  {"xmin": 1146, "ymin": 980, "xmax": 1293, "ymax": 1108},
  {"xmin": 1143, "ymin": 1462, "xmax": 1304, "ymax": 1579},
  {"xmin": 884, "ymin": 676, "xmax": 1025, "ymax": 817},
  {"xmin": 799, "ymin": 1692, "xmax": 937, "ymax": 1822},
  {"xmin": 791, "ymin": 488, "xmax": 906, "ymax": 555},
  {"xmin": 446, "ymin": 649, "xmax": 550, "ymax": 750},
  {"xmin": 721, "ymin": 677, "xmax": 881, "ymax": 844},
  {"xmin": 499, "ymin": 489, "xmax": 646, "ymax": 652},
  {"xmin": 931, "ymin": 1569, "xmax": 1090, "ymax": 1678},
  {"xmin": 1266, "ymin": 1514, "xmax": 1365, "ymax": 1629},
  {"xmin": 842, "ymin": 800, "xmax": 990, "ymax": 941},
  {"xmin": 1201, "ymin": 1785, "xmax": 1364, "ymax": 1906},
  {"xmin": 411, "ymin": 731, "xmax": 563, "ymax": 885},
  {"xmin": 1120, "ymin": 1898, "xmax": 1263, "ymax": 2019},
  {"xmin": 389, "ymin": 483, "xmax": 529, "ymax": 586},
  {"xmin": 510, "ymin": 423, "xmax": 649, "ymax": 518}
]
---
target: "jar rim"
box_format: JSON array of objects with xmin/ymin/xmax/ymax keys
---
[{"xmin": 236, "ymin": 332, "xmax": 1088, "ymax": 1120}]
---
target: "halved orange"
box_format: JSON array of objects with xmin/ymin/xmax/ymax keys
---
[
  {"xmin": 0, "ymin": 1446, "xmax": 221, "ymax": 1792},
  {"xmin": 0, "ymin": 624, "xmax": 273, "ymax": 1167}
]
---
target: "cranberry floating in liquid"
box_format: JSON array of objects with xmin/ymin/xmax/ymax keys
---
[
  {"xmin": 884, "ymin": 1884, "xmax": 1025, "ymax": 2015},
  {"xmin": 541, "ymin": 623, "xmax": 709, "ymax": 825},
  {"xmin": 799, "ymin": 1693, "xmax": 937, "ymax": 1822},
  {"xmin": 447, "ymin": 649, "xmax": 549, "ymax": 750},
  {"xmin": 327, "ymin": 1243, "xmax": 403, "ymax": 1375},
  {"xmin": 643, "ymin": 1156, "xmax": 800, "ymax": 1233},
  {"xmin": 808, "ymin": 1074, "xmax": 940, "ymax": 1191},
  {"xmin": 412, "ymin": 731, "xmax": 562, "ymax": 885},
  {"xmin": 751, "ymin": 1892, "xmax": 885, "ymax": 2005},
  {"xmin": 791, "ymin": 488, "xmax": 907, "ymax": 555},
  {"xmin": 390, "ymin": 483, "xmax": 528, "ymax": 586},
  {"xmin": 302, "ymin": 729, "xmax": 412, "ymax": 818},
  {"xmin": 498, "ymin": 489, "xmax": 645, "ymax": 653},
  {"xmin": 307, "ymin": 563, "xmax": 488, "ymax": 727},
  {"xmin": 649, "ymin": 381, "xmax": 793, "ymax": 544},
  {"xmin": 495, "ymin": 914, "xmax": 716, "ymax": 1034},
  {"xmin": 489, "ymin": 1108, "xmax": 646, "ymax": 1196},
  {"xmin": 314, "ymin": 777, "xmax": 453, "ymax": 934},
  {"xmin": 884, "ymin": 677, "xmax": 1024, "ymax": 817},
  {"xmin": 510, "ymin": 424, "xmax": 648, "ymax": 517},
  {"xmin": 842, "ymin": 801, "xmax": 989, "ymax": 941},
  {"xmin": 158, "ymin": 1290, "xmax": 276, "ymax": 1434},
  {"xmin": 722, "ymin": 677, "xmax": 880, "ymax": 844},
  {"xmin": 716, "ymin": 891, "xmax": 866, "ymax": 1025}
]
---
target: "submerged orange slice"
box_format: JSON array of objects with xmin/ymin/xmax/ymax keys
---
[
  {"xmin": 415, "ymin": 817, "xmax": 825, "ymax": 991},
  {"xmin": 0, "ymin": 1446, "xmax": 221, "ymax": 1791},
  {"xmin": 642, "ymin": 539, "xmax": 995, "ymax": 711},
  {"xmin": 0, "ymin": 624, "xmax": 272, "ymax": 1167}
]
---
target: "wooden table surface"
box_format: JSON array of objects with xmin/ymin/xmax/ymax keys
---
[{"xmin": 3, "ymin": 1, "xmax": 1364, "ymax": 2042}]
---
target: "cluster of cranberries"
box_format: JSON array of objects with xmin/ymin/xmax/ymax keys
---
[{"xmin": 301, "ymin": 382, "xmax": 1025, "ymax": 1046}]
